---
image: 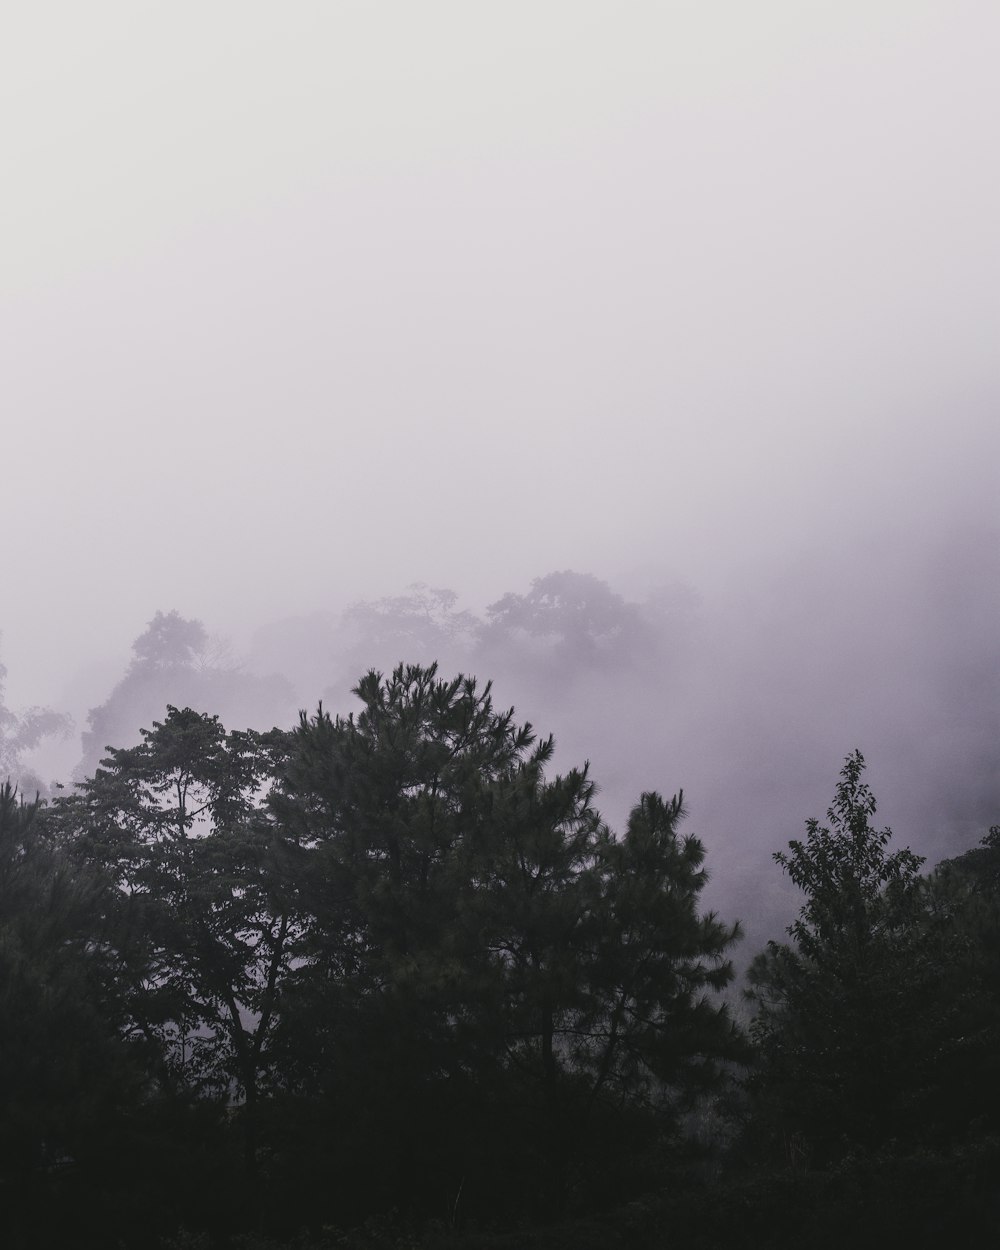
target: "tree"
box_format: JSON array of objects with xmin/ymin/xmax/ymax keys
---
[
  {"xmin": 918, "ymin": 825, "xmax": 1000, "ymax": 1139},
  {"xmin": 775, "ymin": 749, "xmax": 924, "ymax": 963},
  {"xmin": 937, "ymin": 822, "xmax": 1000, "ymax": 894},
  {"xmin": 77, "ymin": 610, "xmax": 295, "ymax": 779},
  {"xmin": 268, "ymin": 663, "xmax": 744, "ymax": 1221},
  {"xmin": 0, "ymin": 645, "xmax": 71, "ymax": 795},
  {"xmin": 482, "ymin": 571, "xmax": 648, "ymax": 671},
  {"xmin": 130, "ymin": 609, "xmax": 209, "ymax": 669},
  {"xmin": 57, "ymin": 706, "xmax": 297, "ymax": 1192},
  {"xmin": 746, "ymin": 751, "xmax": 936, "ymax": 1160},
  {"xmin": 341, "ymin": 583, "xmax": 479, "ymax": 667},
  {"xmin": 0, "ymin": 781, "xmax": 143, "ymax": 1244},
  {"xmin": 586, "ymin": 791, "xmax": 746, "ymax": 1106},
  {"xmin": 266, "ymin": 664, "xmax": 548, "ymax": 1218},
  {"xmin": 469, "ymin": 779, "xmax": 746, "ymax": 1212}
]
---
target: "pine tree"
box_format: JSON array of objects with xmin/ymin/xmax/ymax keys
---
[
  {"xmin": 746, "ymin": 751, "xmax": 931, "ymax": 1160},
  {"xmin": 270, "ymin": 664, "xmax": 744, "ymax": 1221}
]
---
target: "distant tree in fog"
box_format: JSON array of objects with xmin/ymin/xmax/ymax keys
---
[
  {"xmin": 328, "ymin": 583, "xmax": 479, "ymax": 699},
  {"xmin": 129, "ymin": 608, "xmax": 209, "ymax": 668},
  {"xmin": 474, "ymin": 571, "xmax": 700, "ymax": 732},
  {"xmin": 77, "ymin": 610, "xmax": 295, "ymax": 780},
  {"xmin": 480, "ymin": 569, "xmax": 698, "ymax": 678},
  {"xmin": 246, "ymin": 586, "xmax": 482, "ymax": 714},
  {"xmin": 0, "ymin": 647, "xmax": 71, "ymax": 795},
  {"xmin": 246, "ymin": 570, "xmax": 702, "ymax": 741},
  {"xmin": 484, "ymin": 571, "xmax": 643, "ymax": 658}
]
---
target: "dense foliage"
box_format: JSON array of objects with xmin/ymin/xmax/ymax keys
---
[{"xmin": 1, "ymin": 665, "xmax": 998, "ymax": 1247}]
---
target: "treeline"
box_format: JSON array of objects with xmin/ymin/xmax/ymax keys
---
[{"xmin": 1, "ymin": 663, "xmax": 998, "ymax": 1248}]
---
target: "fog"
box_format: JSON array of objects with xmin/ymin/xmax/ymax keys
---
[{"xmin": 3, "ymin": 2, "xmax": 998, "ymax": 948}]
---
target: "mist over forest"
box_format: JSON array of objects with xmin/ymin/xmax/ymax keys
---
[
  {"xmin": 3, "ymin": 2, "xmax": 999, "ymax": 1245},
  {"xmin": 3, "ymin": 537, "xmax": 1000, "ymax": 1246},
  {"xmin": 7, "ymin": 514, "xmax": 998, "ymax": 957}
]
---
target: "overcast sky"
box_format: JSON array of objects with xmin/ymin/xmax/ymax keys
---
[{"xmin": 2, "ymin": 0, "xmax": 998, "ymax": 709}]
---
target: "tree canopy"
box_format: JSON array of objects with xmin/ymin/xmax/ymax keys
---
[
  {"xmin": 2, "ymin": 667, "xmax": 995, "ymax": 1248},
  {"xmin": 746, "ymin": 751, "xmax": 999, "ymax": 1167},
  {"xmin": 265, "ymin": 664, "xmax": 744, "ymax": 1220}
]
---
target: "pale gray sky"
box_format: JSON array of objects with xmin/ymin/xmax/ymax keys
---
[{"xmin": 2, "ymin": 0, "xmax": 998, "ymax": 706}]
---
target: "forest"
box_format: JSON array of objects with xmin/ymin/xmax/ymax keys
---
[
  {"xmin": 1, "ymin": 582, "xmax": 999, "ymax": 1249},
  {"xmin": 8, "ymin": 2, "xmax": 999, "ymax": 1242}
]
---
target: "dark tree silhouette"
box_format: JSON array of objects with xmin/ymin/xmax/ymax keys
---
[
  {"xmin": 58, "ymin": 707, "xmax": 296, "ymax": 1195},
  {"xmin": 745, "ymin": 751, "xmax": 969, "ymax": 1162},
  {"xmin": 267, "ymin": 663, "xmax": 744, "ymax": 1221}
]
